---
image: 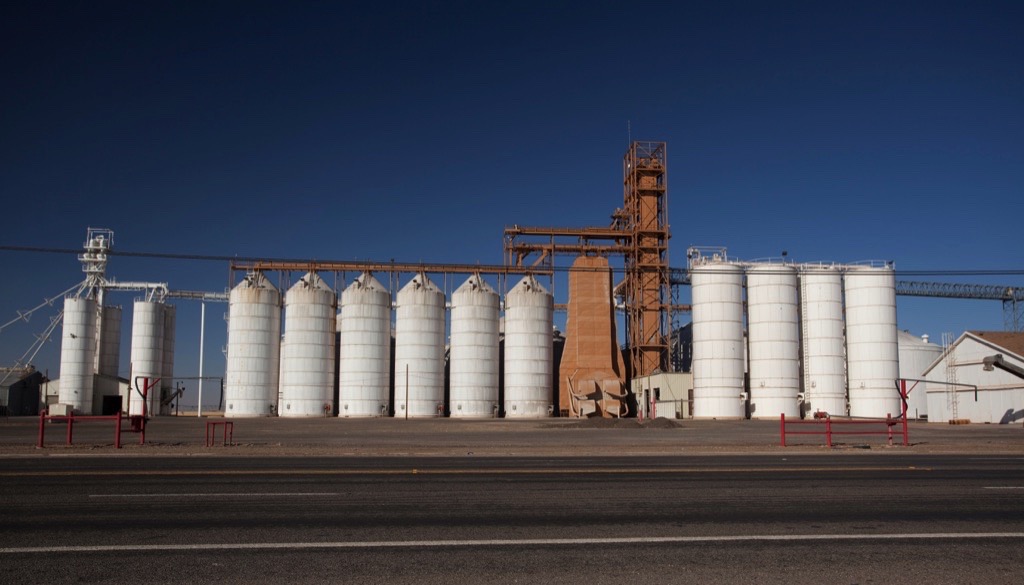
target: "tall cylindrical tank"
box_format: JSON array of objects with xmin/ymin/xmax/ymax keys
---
[
  {"xmin": 225, "ymin": 273, "xmax": 281, "ymax": 417},
  {"xmin": 94, "ymin": 305, "xmax": 122, "ymax": 377},
  {"xmin": 897, "ymin": 331, "xmax": 942, "ymax": 419},
  {"xmin": 845, "ymin": 265, "xmax": 900, "ymax": 418},
  {"xmin": 59, "ymin": 297, "xmax": 97, "ymax": 413},
  {"xmin": 503, "ymin": 275, "xmax": 553, "ymax": 418},
  {"xmin": 799, "ymin": 267, "xmax": 847, "ymax": 417},
  {"xmin": 129, "ymin": 300, "xmax": 164, "ymax": 417},
  {"xmin": 280, "ymin": 272, "xmax": 337, "ymax": 417},
  {"xmin": 159, "ymin": 304, "xmax": 176, "ymax": 415},
  {"xmin": 394, "ymin": 274, "xmax": 445, "ymax": 417},
  {"xmin": 338, "ymin": 273, "xmax": 392, "ymax": 417},
  {"xmin": 449, "ymin": 275, "xmax": 499, "ymax": 417},
  {"xmin": 747, "ymin": 264, "xmax": 800, "ymax": 419},
  {"xmin": 690, "ymin": 262, "xmax": 746, "ymax": 419}
]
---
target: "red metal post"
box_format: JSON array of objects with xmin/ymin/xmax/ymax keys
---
[
  {"xmin": 780, "ymin": 413, "xmax": 786, "ymax": 447},
  {"xmin": 886, "ymin": 414, "xmax": 893, "ymax": 446},
  {"xmin": 901, "ymin": 380, "xmax": 909, "ymax": 446},
  {"xmin": 826, "ymin": 416, "xmax": 833, "ymax": 447},
  {"xmin": 66, "ymin": 412, "xmax": 74, "ymax": 446},
  {"xmin": 37, "ymin": 411, "xmax": 45, "ymax": 448},
  {"xmin": 114, "ymin": 411, "xmax": 122, "ymax": 449}
]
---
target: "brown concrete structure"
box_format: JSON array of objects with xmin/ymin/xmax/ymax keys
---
[{"xmin": 558, "ymin": 256, "xmax": 627, "ymax": 417}]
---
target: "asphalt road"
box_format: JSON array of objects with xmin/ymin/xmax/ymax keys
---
[{"xmin": 1, "ymin": 454, "xmax": 1023, "ymax": 584}]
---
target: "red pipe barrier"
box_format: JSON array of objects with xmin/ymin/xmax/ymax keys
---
[
  {"xmin": 37, "ymin": 410, "xmax": 125, "ymax": 449},
  {"xmin": 780, "ymin": 412, "xmax": 908, "ymax": 447},
  {"xmin": 205, "ymin": 420, "xmax": 234, "ymax": 447}
]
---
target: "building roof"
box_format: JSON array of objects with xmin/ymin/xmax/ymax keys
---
[{"xmin": 968, "ymin": 331, "xmax": 1024, "ymax": 360}]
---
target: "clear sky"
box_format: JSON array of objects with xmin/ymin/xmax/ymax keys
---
[{"xmin": 1, "ymin": 2, "xmax": 1022, "ymax": 406}]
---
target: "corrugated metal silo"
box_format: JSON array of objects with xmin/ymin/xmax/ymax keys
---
[
  {"xmin": 746, "ymin": 264, "xmax": 800, "ymax": 419},
  {"xmin": 225, "ymin": 273, "xmax": 281, "ymax": 417},
  {"xmin": 280, "ymin": 272, "xmax": 337, "ymax": 417},
  {"xmin": 690, "ymin": 262, "xmax": 745, "ymax": 419},
  {"xmin": 94, "ymin": 305, "xmax": 122, "ymax": 377},
  {"xmin": 799, "ymin": 266, "xmax": 847, "ymax": 416},
  {"xmin": 449, "ymin": 275, "xmax": 499, "ymax": 417},
  {"xmin": 503, "ymin": 275, "xmax": 553, "ymax": 418},
  {"xmin": 844, "ymin": 265, "xmax": 900, "ymax": 418},
  {"xmin": 897, "ymin": 331, "xmax": 942, "ymax": 419},
  {"xmin": 394, "ymin": 273, "xmax": 445, "ymax": 417},
  {"xmin": 338, "ymin": 273, "xmax": 392, "ymax": 417},
  {"xmin": 129, "ymin": 300, "xmax": 164, "ymax": 417},
  {"xmin": 160, "ymin": 304, "xmax": 176, "ymax": 415},
  {"xmin": 59, "ymin": 297, "xmax": 97, "ymax": 413}
]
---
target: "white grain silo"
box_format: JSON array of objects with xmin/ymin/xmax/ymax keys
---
[
  {"xmin": 690, "ymin": 262, "xmax": 746, "ymax": 419},
  {"xmin": 160, "ymin": 304, "xmax": 176, "ymax": 415},
  {"xmin": 799, "ymin": 266, "xmax": 847, "ymax": 417},
  {"xmin": 844, "ymin": 265, "xmax": 900, "ymax": 418},
  {"xmin": 129, "ymin": 300, "xmax": 164, "ymax": 417},
  {"xmin": 225, "ymin": 273, "xmax": 281, "ymax": 417},
  {"xmin": 280, "ymin": 272, "xmax": 337, "ymax": 417},
  {"xmin": 58, "ymin": 297, "xmax": 98, "ymax": 413},
  {"xmin": 338, "ymin": 273, "xmax": 392, "ymax": 417},
  {"xmin": 94, "ymin": 305, "xmax": 122, "ymax": 377},
  {"xmin": 504, "ymin": 275, "xmax": 553, "ymax": 418},
  {"xmin": 897, "ymin": 331, "xmax": 942, "ymax": 419},
  {"xmin": 747, "ymin": 263, "xmax": 800, "ymax": 419},
  {"xmin": 394, "ymin": 273, "xmax": 445, "ymax": 418},
  {"xmin": 449, "ymin": 274, "xmax": 499, "ymax": 417}
]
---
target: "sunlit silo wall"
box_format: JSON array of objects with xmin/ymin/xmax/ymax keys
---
[
  {"xmin": 799, "ymin": 266, "xmax": 847, "ymax": 417},
  {"xmin": 280, "ymin": 272, "xmax": 337, "ymax": 417},
  {"xmin": 897, "ymin": 331, "xmax": 942, "ymax": 419},
  {"xmin": 690, "ymin": 262, "xmax": 746, "ymax": 419},
  {"xmin": 503, "ymin": 275, "xmax": 553, "ymax": 418},
  {"xmin": 394, "ymin": 274, "xmax": 445, "ymax": 417},
  {"xmin": 338, "ymin": 273, "xmax": 392, "ymax": 417},
  {"xmin": 159, "ymin": 304, "xmax": 176, "ymax": 415},
  {"xmin": 225, "ymin": 273, "xmax": 281, "ymax": 418},
  {"xmin": 450, "ymin": 275, "xmax": 499, "ymax": 417},
  {"xmin": 129, "ymin": 300, "xmax": 164, "ymax": 417},
  {"xmin": 747, "ymin": 264, "xmax": 800, "ymax": 419},
  {"xmin": 844, "ymin": 265, "xmax": 900, "ymax": 418},
  {"xmin": 59, "ymin": 297, "xmax": 97, "ymax": 413},
  {"xmin": 94, "ymin": 305, "xmax": 122, "ymax": 377}
]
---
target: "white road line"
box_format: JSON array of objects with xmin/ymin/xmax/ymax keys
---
[
  {"xmin": 88, "ymin": 493, "xmax": 339, "ymax": 498},
  {"xmin": 2, "ymin": 533, "xmax": 1022, "ymax": 555}
]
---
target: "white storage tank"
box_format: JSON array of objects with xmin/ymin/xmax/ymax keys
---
[
  {"xmin": 747, "ymin": 264, "xmax": 800, "ymax": 419},
  {"xmin": 690, "ymin": 262, "xmax": 746, "ymax": 419},
  {"xmin": 394, "ymin": 273, "xmax": 445, "ymax": 417},
  {"xmin": 844, "ymin": 265, "xmax": 900, "ymax": 418},
  {"xmin": 280, "ymin": 272, "xmax": 337, "ymax": 417},
  {"xmin": 799, "ymin": 266, "xmax": 847, "ymax": 417},
  {"xmin": 504, "ymin": 275, "xmax": 553, "ymax": 418},
  {"xmin": 160, "ymin": 304, "xmax": 176, "ymax": 415},
  {"xmin": 58, "ymin": 297, "xmax": 98, "ymax": 413},
  {"xmin": 338, "ymin": 273, "xmax": 392, "ymax": 417},
  {"xmin": 129, "ymin": 300, "xmax": 165, "ymax": 417},
  {"xmin": 225, "ymin": 273, "xmax": 282, "ymax": 417},
  {"xmin": 897, "ymin": 331, "xmax": 942, "ymax": 419},
  {"xmin": 450, "ymin": 275, "xmax": 500, "ymax": 417},
  {"xmin": 94, "ymin": 305, "xmax": 122, "ymax": 377}
]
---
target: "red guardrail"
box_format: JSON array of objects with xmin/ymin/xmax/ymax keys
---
[
  {"xmin": 38, "ymin": 410, "xmax": 123, "ymax": 449},
  {"xmin": 205, "ymin": 420, "xmax": 234, "ymax": 447},
  {"xmin": 780, "ymin": 413, "xmax": 908, "ymax": 447}
]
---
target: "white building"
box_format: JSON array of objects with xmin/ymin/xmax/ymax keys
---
[{"xmin": 922, "ymin": 331, "xmax": 1024, "ymax": 424}]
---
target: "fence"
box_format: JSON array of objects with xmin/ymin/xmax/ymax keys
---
[{"xmin": 780, "ymin": 413, "xmax": 908, "ymax": 447}]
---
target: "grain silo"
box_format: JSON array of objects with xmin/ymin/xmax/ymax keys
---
[
  {"xmin": 799, "ymin": 266, "xmax": 847, "ymax": 417},
  {"xmin": 504, "ymin": 275, "xmax": 553, "ymax": 418},
  {"xmin": 897, "ymin": 331, "xmax": 942, "ymax": 419},
  {"xmin": 129, "ymin": 300, "xmax": 164, "ymax": 417},
  {"xmin": 280, "ymin": 272, "xmax": 337, "ymax": 417},
  {"xmin": 449, "ymin": 274, "xmax": 499, "ymax": 417},
  {"xmin": 338, "ymin": 273, "xmax": 392, "ymax": 417},
  {"xmin": 747, "ymin": 263, "xmax": 800, "ymax": 419},
  {"xmin": 394, "ymin": 273, "xmax": 445, "ymax": 418},
  {"xmin": 844, "ymin": 264, "xmax": 900, "ymax": 418},
  {"xmin": 225, "ymin": 273, "xmax": 281, "ymax": 417},
  {"xmin": 58, "ymin": 297, "xmax": 97, "ymax": 413},
  {"xmin": 94, "ymin": 305, "xmax": 122, "ymax": 378},
  {"xmin": 690, "ymin": 262, "xmax": 745, "ymax": 419}
]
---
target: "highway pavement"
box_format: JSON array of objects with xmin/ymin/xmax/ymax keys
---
[{"xmin": 1, "ymin": 454, "xmax": 1022, "ymax": 583}]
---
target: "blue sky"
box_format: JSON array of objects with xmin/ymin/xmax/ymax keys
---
[{"xmin": 1, "ymin": 2, "xmax": 1022, "ymax": 405}]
